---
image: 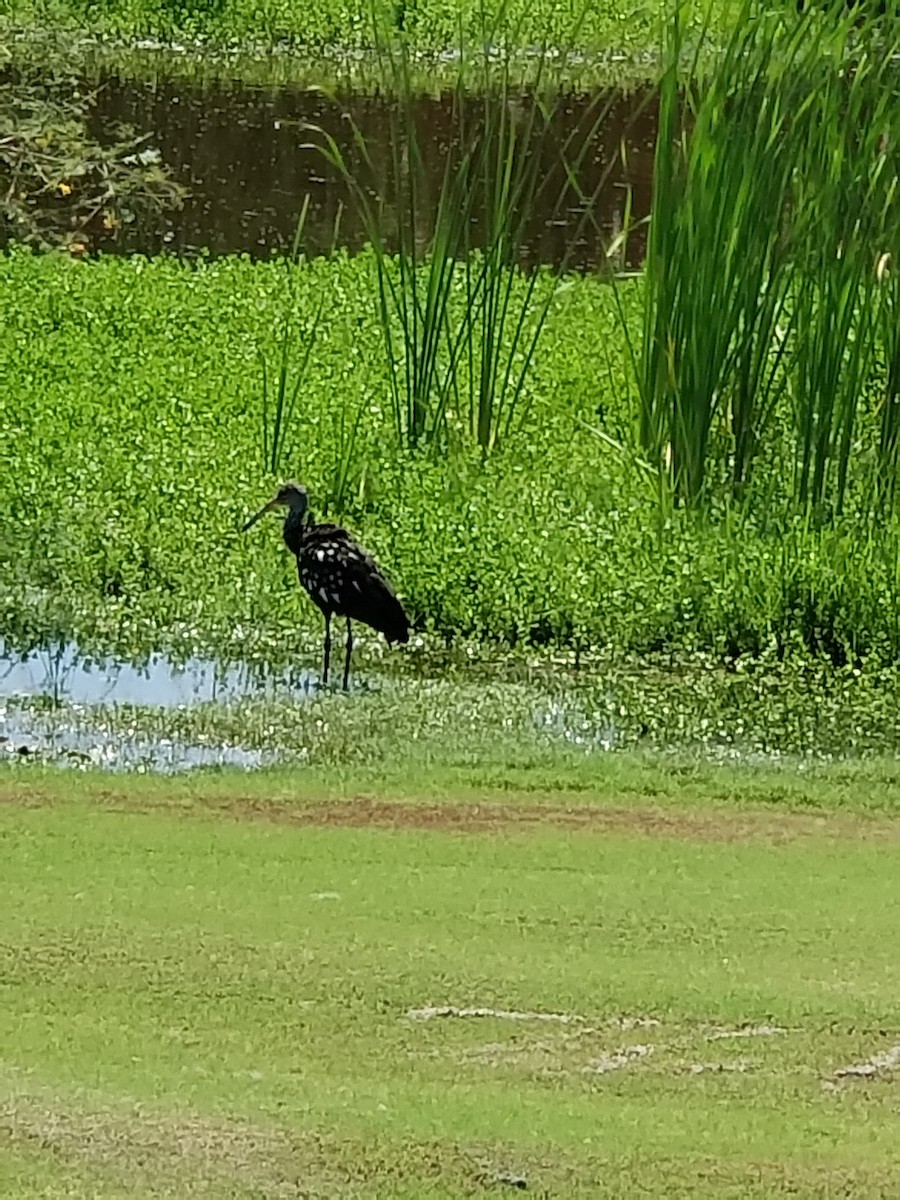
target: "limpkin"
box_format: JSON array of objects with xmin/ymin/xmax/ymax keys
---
[{"xmin": 242, "ymin": 482, "xmax": 410, "ymax": 690}]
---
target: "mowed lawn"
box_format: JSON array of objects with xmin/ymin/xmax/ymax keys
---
[{"xmin": 1, "ymin": 774, "xmax": 899, "ymax": 1197}]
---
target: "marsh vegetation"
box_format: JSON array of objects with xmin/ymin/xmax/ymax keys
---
[
  {"xmin": 4, "ymin": 8, "xmax": 900, "ymax": 1197},
  {"xmin": 1, "ymin": 4, "xmax": 900, "ymax": 698},
  {"xmin": 4, "ymin": 3, "xmax": 900, "ymax": 675}
]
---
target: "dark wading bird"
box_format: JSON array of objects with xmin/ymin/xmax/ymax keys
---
[{"xmin": 242, "ymin": 482, "xmax": 410, "ymax": 690}]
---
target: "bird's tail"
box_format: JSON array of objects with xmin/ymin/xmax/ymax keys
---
[
  {"xmin": 385, "ymin": 615, "xmax": 410, "ymax": 645},
  {"xmin": 365, "ymin": 578, "xmax": 411, "ymax": 645}
]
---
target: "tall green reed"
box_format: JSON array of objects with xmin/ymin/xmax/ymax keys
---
[
  {"xmin": 629, "ymin": 5, "xmax": 807, "ymax": 505},
  {"xmin": 315, "ymin": 28, "xmax": 476, "ymax": 449},
  {"xmin": 787, "ymin": 13, "xmax": 900, "ymax": 517},
  {"xmin": 876, "ymin": 262, "xmax": 900, "ymax": 511},
  {"xmin": 628, "ymin": 0, "xmax": 900, "ymax": 515},
  {"xmin": 316, "ymin": 10, "xmax": 630, "ymax": 454},
  {"xmin": 457, "ymin": 54, "xmax": 633, "ymax": 452}
]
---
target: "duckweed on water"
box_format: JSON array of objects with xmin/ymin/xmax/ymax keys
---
[{"xmin": 0, "ymin": 1, "xmax": 710, "ymax": 83}]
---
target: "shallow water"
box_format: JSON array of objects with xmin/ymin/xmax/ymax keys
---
[
  {"xmin": 0, "ymin": 639, "xmax": 314, "ymax": 708},
  {"xmin": 0, "ymin": 638, "xmax": 620, "ymax": 771},
  {"xmin": 1, "ymin": 708, "xmax": 277, "ymax": 772},
  {"xmin": 4, "ymin": 639, "xmax": 900, "ymax": 774},
  {"xmin": 0, "ymin": 639, "xmax": 310, "ymax": 770}
]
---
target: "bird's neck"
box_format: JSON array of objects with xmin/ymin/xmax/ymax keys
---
[{"xmin": 282, "ymin": 507, "xmax": 310, "ymax": 550}]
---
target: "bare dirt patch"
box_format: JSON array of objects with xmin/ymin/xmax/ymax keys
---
[
  {"xmin": 190, "ymin": 795, "xmax": 900, "ymax": 844},
  {"xmin": 832, "ymin": 1043, "xmax": 900, "ymax": 1081},
  {"xmin": 406, "ymin": 1005, "xmax": 585, "ymax": 1024},
  {"xmin": 0, "ymin": 1090, "xmax": 321, "ymax": 1198},
  {"xmin": 3, "ymin": 781, "xmax": 899, "ymax": 844}
]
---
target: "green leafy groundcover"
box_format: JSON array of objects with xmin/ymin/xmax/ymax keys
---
[
  {"xmin": 0, "ymin": 0, "xmax": 711, "ymax": 62},
  {"xmin": 2, "ymin": 245, "xmax": 899, "ymax": 667}
]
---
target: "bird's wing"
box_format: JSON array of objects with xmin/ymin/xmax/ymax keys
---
[{"xmin": 298, "ymin": 527, "xmax": 409, "ymax": 642}]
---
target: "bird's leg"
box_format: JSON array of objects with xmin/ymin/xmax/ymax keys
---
[
  {"xmin": 322, "ymin": 613, "xmax": 331, "ymax": 686},
  {"xmin": 342, "ymin": 617, "xmax": 353, "ymax": 692}
]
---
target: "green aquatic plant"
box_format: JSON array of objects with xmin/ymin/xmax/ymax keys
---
[
  {"xmin": 316, "ymin": 18, "xmax": 633, "ymax": 454},
  {"xmin": 5, "ymin": 242, "xmax": 900, "ymax": 664},
  {"xmin": 0, "ymin": 0, "xmax": 715, "ymax": 85},
  {"xmin": 628, "ymin": 1, "xmax": 900, "ymax": 513}
]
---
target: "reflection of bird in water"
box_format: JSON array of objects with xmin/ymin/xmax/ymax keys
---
[{"xmin": 242, "ymin": 481, "xmax": 410, "ymax": 690}]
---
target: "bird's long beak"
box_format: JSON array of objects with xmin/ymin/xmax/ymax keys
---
[{"xmin": 241, "ymin": 497, "xmax": 280, "ymax": 532}]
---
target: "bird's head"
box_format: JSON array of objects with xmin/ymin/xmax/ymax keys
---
[{"xmin": 241, "ymin": 481, "xmax": 308, "ymax": 531}]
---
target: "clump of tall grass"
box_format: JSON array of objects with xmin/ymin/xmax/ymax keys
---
[
  {"xmin": 315, "ymin": 16, "xmax": 632, "ymax": 454},
  {"xmin": 787, "ymin": 13, "xmax": 900, "ymax": 518},
  {"xmin": 628, "ymin": 0, "xmax": 900, "ymax": 515}
]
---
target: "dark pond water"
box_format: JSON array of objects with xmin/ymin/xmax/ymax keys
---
[{"xmin": 82, "ymin": 74, "xmax": 657, "ymax": 270}]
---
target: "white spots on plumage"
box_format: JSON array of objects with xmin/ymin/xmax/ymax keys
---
[{"xmin": 296, "ymin": 533, "xmax": 389, "ymax": 615}]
